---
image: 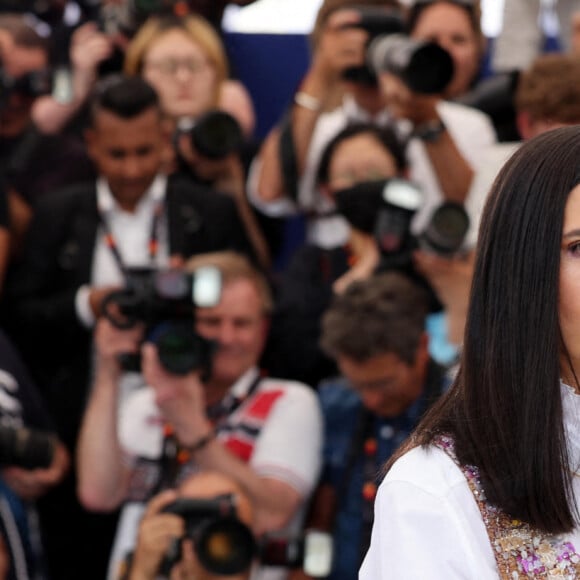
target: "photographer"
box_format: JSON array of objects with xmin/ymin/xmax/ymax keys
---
[
  {"xmin": 123, "ymin": 14, "xmax": 271, "ymax": 270},
  {"xmin": 76, "ymin": 251, "xmax": 323, "ymax": 580},
  {"xmin": 3, "ymin": 74, "xmax": 253, "ymax": 580},
  {"xmin": 125, "ymin": 471, "xmax": 254, "ymax": 580},
  {"xmin": 288, "ymin": 273, "xmax": 447, "ymax": 580},
  {"xmin": 248, "ymin": 0, "xmax": 495, "ymax": 250},
  {"xmin": 0, "ymin": 15, "xmax": 111, "ymax": 249},
  {"xmin": 262, "ymin": 122, "xmax": 409, "ymax": 387},
  {"xmin": 0, "ymin": 329, "xmax": 69, "ymax": 580},
  {"xmin": 173, "ymin": 112, "xmax": 272, "ymax": 271}
]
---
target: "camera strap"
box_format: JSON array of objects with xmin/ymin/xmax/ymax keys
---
[
  {"xmin": 97, "ymin": 195, "xmax": 165, "ymax": 284},
  {"xmin": 206, "ymin": 373, "xmax": 263, "ymax": 424}
]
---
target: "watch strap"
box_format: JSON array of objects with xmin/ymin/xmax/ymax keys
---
[{"xmin": 412, "ymin": 119, "xmax": 446, "ymax": 143}]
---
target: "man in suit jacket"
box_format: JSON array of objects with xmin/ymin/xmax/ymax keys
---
[{"xmin": 3, "ymin": 74, "xmax": 252, "ymax": 580}]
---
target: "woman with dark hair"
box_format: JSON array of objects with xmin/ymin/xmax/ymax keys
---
[
  {"xmin": 360, "ymin": 125, "xmax": 580, "ymax": 578},
  {"xmin": 405, "ymin": 0, "xmax": 486, "ymax": 100},
  {"xmin": 398, "ymin": 0, "xmax": 520, "ymax": 142}
]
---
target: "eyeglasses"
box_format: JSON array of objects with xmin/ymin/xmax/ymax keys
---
[{"xmin": 144, "ymin": 58, "xmax": 209, "ymax": 77}]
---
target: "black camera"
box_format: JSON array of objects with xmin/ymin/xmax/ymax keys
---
[
  {"xmin": 367, "ymin": 33, "xmax": 454, "ymax": 94},
  {"xmin": 0, "ymin": 68, "xmax": 53, "ymax": 108},
  {"xmin": 334, "ymin": 178, "xmax": 469, "ymax": 308},
  {"xmin": 177, "ymin": 111, "xmax": 244, "ymax": 160},
  {"xmin": 102, "ymin": 266, "xmax": 221, "ymax": 376},
  {"xmin": 160, "ymin": 495, "xmax": 256, "ymax": 576},
  {"xmin": 0, "ymin": 424, "xmax": 56, "ymax": 470},
  {"xmin": 0, "ymin": 60, "xmax": 75, "ymax": 108},
  {"xmin": 341, "ymin": 7, "xmax": 405, "ymax": 86},
  {"xmin": 158, "ymin": 495, "xmax": 333, "ymax": 578}
]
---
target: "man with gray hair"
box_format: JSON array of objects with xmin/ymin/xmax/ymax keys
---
[{"xmin": 297, "ymin": 272, "xmax": 448, "ymax": 580}]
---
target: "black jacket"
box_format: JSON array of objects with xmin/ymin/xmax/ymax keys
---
[{"xmin": 3, "ymin": 174, "xmax": 252, "ymax": 446}]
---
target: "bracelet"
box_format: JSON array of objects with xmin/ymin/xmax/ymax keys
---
[
  {"xmin": 186, "ymin": 431, "xmax": 215, "ymax": 454},
  {"xmin": 294, "ymin": 91, "xmax": 322, "ymax": 112}
]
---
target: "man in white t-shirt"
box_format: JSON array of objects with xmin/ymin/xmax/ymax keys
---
[{"xmin": 76, "ymin": 251, "xmax": 323, "ymax": 580}]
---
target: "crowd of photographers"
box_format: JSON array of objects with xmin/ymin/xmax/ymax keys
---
[{"xmin": 0, "ymin": 0, "xmax": 579, "ymax": 579}]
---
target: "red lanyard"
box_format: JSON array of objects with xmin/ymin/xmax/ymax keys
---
[{"xmin": 98, "ymin": 200, "xmax": 164, "ymax": 283}]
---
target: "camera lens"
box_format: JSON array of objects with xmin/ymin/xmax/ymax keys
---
[
  {"xmin": 196, "ymin": 517, "xmax": 256, "ymax": 575},
  {"xmin": 190, "ymin": 111, "xmax": 243, "ymax": 160},
  {"xmin": 153, "ymin": 323, "xmax": 202, "ymax": 375},
  {"xmin": 421, "ymin": 202, "xmax": 469, "ymax": 254},
  {"xmin": 367, "ymin": 34, "xmax": 454, "ymax": 94},
  {"xmin": 0, "ymin": 425, "xmax": 55, "ymax": 470}
]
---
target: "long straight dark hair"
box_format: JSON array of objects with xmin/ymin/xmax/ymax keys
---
[{"xmin": 402, "ymin": 126, "xmax": 580, "ymax": 533}]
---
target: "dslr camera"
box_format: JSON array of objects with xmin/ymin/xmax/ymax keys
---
[
  {"xmin": 102, "ymin": 266, "xmax": 221, "ymax": 376},
  {"xmin": 366, "ymin": 32, "xmax": 454, "ymax": 94},
  {"xmin": 334, "ymin": 178, "xmax": 469, "ymax": 309},
  {"xmin": 156, "ymin": 495, "xmax": 333, "ymax": 578},
  {"xmin": 0, "ymin": 424, "xmax": 56, "ymax": 470},
  {"xmin": 0, "ymin": 67, "xmax": 53, "ymax": 109},
  {"xmin": 334, "ymin": 178, "xmax": 469, "ymax": 261},
  {"xmin": 176, "ymin": 110, "xmax": 244, "ymax": 161}
]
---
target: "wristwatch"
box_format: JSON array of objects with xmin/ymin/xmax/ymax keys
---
[{"xmin": 412, "ymin": 119, "xmax": 446, "ymax": 143}]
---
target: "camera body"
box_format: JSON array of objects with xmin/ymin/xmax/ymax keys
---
[
  {"xmin": 102, "ymin": 266, "xmax": 221, "ymax": 376},
  {"xmin": 334, "ymin": 178, "xmax": 469, "ymax": 309},
  {"xmin": 334, "ymin": 178, "xmax": 469, "ymax": 259},
  {"xmin": 0, "ymin": 67, "xmax": 53, "ymax": 109},
  {"xmin": 0, "ymin": 424, "xmax": 56, "ymax": 470},
  {"xmin": 160, "ymin": 495, "xmax": 256, "ymax": 576},
  {"xmin": 159, "ymin": 495, "xmax": 333, "ymax": 578},
  {"xmin": 341, "ymin": 7, "xmax": 404, "ymax": 86}
]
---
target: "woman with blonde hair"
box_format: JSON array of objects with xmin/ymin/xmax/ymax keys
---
[
  {"xmin": 124, "ymin": 13, "xmax": 254, "ymax": 135},
  {"xmin": 124, "ymin": 13, "xmax": 271, "ymax": 270}
]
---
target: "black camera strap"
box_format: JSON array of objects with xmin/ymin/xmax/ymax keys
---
[
  {"xmin": 206, "ymin": 373, "xmax": 263, "ymax": 423},
  {"xmin": 97, "ymin": 197, "xmax": 164, "ymax": 284}
]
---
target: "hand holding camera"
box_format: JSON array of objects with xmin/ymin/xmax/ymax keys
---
[
  {"xmin": 175, "ymin": 112, "xmax": 246, "ymax": 200},
  {"xmin": 312, "ymin": 9, "xmax": 369, "ymax": 87},
  {"xmin": 129, "ymin": 488, "xmax": 186, "ymax": 580},
  {"xmin": 141, "ymin": 342, "xmax": 213, "ymax": 451},
  {"xmin": 127, "ymin": 486, "xmax": 333, "ymax": 579},
  {"xmin": 94, "ymin": 316, "xmax": 145, "ymax": 379},
  {"xmin": 1, "ymin": 430, "xmax": 69, "ymax": 501},
  {"xmin": 100, "ymin": 266, "xmax": 221, "ymax": 377},
  {"xmin": 127, "ymin": 490, "xmax": 255, "ymax": 580},
  {"xmin": 378, "ymin": 72, "xmax": 440, "ymax": 125}
]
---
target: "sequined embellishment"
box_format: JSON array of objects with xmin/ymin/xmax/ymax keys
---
[{"xmin": 434, "ymin": 435, "xmax": 580, "ymax": 579}]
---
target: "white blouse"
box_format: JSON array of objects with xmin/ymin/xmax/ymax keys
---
[{"xmin": 359, "ymin": 382, "xmax": 580, "ymax": 579}]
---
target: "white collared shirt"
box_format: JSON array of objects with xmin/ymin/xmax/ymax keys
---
[
  {"xmin": 75, "ymin": 174, "xmax": 170, "ymax": 327},
  {"xmin": 360, "ymin": 380, "xmax": 580, "ymax": 579}
]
